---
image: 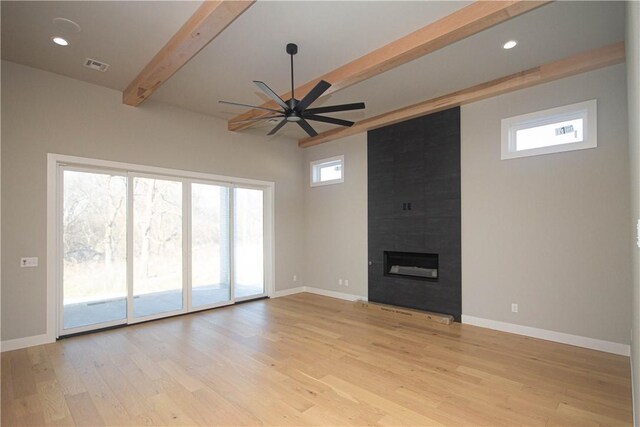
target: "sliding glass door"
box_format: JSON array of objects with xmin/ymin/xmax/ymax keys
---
[
  {"xmin": 58, "ymin": 163, "xmax": 269, "ymax": 337},
  {"xmin": 191, "ymin": 183, "xmax": 231, "ymax": 309},
  {"xmin": 132, "ymin": 176, "xmax": 184, "ymax": 319},
  {"xmin": 234, "ymin": 187, "xmax": 264, "ymax": 299},
  {"xmin": 61, "ymin": 169, "xmax": 128, "ymax": 332}
]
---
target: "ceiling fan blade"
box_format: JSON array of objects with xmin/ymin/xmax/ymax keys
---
[
  {"xmin": 304, "ymin": 102, "xmax": 365, "ymax": 115},
  {"xmin": 230, "ymin": 115, "xmax": 284, "ymax": 124},
  {"xmin": 267, "ymin": 119, "xmax": 288, "ymax": 136},
  {"xmin": 297, "ymin": 118, "xmax": 318, "ymax": 137},
  {"xmin": 254, "ymin": 81, "xmax": 290, "ymax": 111},
  {"xmin": 296, "ymin": 80, "xmax": 331, "ymax": 112},
  {"xmin": 303, "ymin": 114, "xmax": 354, "ymax": 127},
  {"xmin": 219, "ymin": 100, "xmax": 282, "ymax": 114}
]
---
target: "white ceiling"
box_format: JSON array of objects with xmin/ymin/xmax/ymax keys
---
[
  {"xmin": 1, "ymin": 1, "xmax": 626, "ymax": 140},
  {"xmin": 1, "ymin": 1, "xmax": 202, "ymax": 91}
]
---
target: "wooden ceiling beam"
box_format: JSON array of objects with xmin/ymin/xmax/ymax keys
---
[
  {"xmin": 298, "ymin": 41, "xmax": 625, "ymax": 148},
  {"xmin": 123, "ymin": 0, "xmax": 255, "ymax": 107},
  {"xmin": 228, "ymin": 0, "xmax": 550, "ymax": 132}
]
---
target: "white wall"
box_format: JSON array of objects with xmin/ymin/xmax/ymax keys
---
[
  {"xmin": 461, "ymin": 64, "xmax": 630, "ymax": 345},
  {"xmin": 303, "ymin": 65, "xmax": 631, "ymax": 349},
  {"xmin": 626, "ymin": 1, "xmax": 640, "ymax": 423},
  {"xmin": 304, "ymin": 134, "xmax": 368, "ymax": 298},
  {"xmin": 1, "ymin": 60, "xmax": 306, "ymax": 342}
]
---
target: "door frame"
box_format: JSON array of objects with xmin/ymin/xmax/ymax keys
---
[{"xmin": 47, "ymin": 153, "xmax": 275, "ymax": 339}]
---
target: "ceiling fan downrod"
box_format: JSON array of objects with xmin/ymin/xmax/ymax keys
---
[{"xmin": 286, "ymin": 43, "xmax": 298, "ymax": 107}]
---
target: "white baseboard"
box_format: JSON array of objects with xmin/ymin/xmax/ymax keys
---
[
  {"xmin": 271, "ymin": 286, "xmax": 365, "ymax": 302},
  {"xmin": 271, "ymin": 286, "xmax": 307, "ymax": 298},
  {"xmin": 462, "ymin": 315, "xmax": 630, "ymax": 356},
  {"xmin": 304, "ymin": 286, "xmax": 366, "ymax": 302},
  {"xmin": 1, "ymin": 333, "xmax": 55, "ymax": 352}
]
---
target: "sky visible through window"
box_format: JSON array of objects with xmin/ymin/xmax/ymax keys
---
[
  {"xmin": 319, "ymin": 163, "xmax": 342, "ymax": 182},
  {"xmin": 516, "ymin": 118, "xmax": 584, "ymax": 151}
]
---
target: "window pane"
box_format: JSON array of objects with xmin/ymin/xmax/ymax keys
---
[
  {"xmin": 133, "ymin": 177, "xmax": 183, "ymax": 317},
  {"xmin": 63, "ymin": 170, "xmax": 127, "ymax": 330},
  {"xmin": 312, "ymin": 157, "xmax": 344, "ymax": 186},
  {"xmin": 234, "ymin": 188, "xmax": 264, "ymax": 298},
  {"xmin": 192, "ymin": 183, "xmax": 231, "ymax": 307},
  {"xmin": 319, "ymin": 163, "xmax": 342, "ymax": 182},
  {"xmin": 516, "ymin": 118, "xmax": 584, "ymax": 151}
]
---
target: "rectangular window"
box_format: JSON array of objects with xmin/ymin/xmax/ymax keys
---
[
  {"xmin": 501, "ymin": 99, "xmax": 597, "ymax": 160},
  {"xmin": 311, "ymin": 155, "xmax": 344, "ymax": 187}
]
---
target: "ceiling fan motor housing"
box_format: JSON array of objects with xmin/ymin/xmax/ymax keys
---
[{"xmin": 286, "ymin": 43, "xmax": 298, "ymax": 55}]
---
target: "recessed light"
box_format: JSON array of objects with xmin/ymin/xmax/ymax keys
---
[
  {"xmin": 503, "ymin": 40, "xmax": 518, "ymax": 50},
  {"xmin": 52, "ymin": 37, "xmax": 69, "ymax": 46}
]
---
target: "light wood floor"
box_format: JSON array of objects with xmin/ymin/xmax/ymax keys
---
[{"xmin": 1, "ymin": 293, "xmax": 633, "ymax": 426}]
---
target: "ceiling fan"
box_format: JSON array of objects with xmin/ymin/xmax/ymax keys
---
[{"xmin": 220, "ymin": 43, "xmax": 365, "ymax": 137}]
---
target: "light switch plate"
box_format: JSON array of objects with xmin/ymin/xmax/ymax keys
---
[{"xmin": 20, "ymin": 257, "xmax": 38, "ymax": 267}]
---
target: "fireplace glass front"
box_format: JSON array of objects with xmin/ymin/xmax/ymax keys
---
[{"xmin": 384, "ymin": 251, "xmax": 438, "ymax": 281}]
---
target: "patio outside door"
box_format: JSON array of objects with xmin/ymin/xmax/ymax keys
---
[
  {"xmin": 234, "ymin": 187, "xmax": 265, "ymax": 299},
  {"xmin": 131, "ymin": 176, "xmax": 184, "ymax": 319},
  {"xmin": 59, "ymin": 165, "xmax": 267, "ymax": 337},
  {"xmin": 191, "ymin": 182, "xmax": 232, "ymax": 309},
  {"xmin": 61, "ymin": 169, "xmax": 128, "ymax": 332}
]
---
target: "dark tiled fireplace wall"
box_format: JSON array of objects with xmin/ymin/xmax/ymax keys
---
[{"xmin": 367, "ymin": 107, "xmax": 461, "ymax": 321}]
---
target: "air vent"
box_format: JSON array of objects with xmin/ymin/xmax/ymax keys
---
[{"xmin": 83, "ymin": 58, "xmax": 109, "ymax": 72}]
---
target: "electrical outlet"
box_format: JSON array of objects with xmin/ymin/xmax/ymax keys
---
[
  {"xmin": 344, "ymin": 279, "xmax": 349, "ymax": 287},
  {"xmin": 293, "ymin": 275, "xmax": 297, "ymax": 282},
  {"xmin": 21, "ymin": 257, "xmax": 38, "ymax": 268},
  {"xmin": 338, "ymin": 279, "xmax": 343, "ymax": 286},
  {"xmin": 511, "ymin": 303, "xmax": 518, "ymax": 313}
]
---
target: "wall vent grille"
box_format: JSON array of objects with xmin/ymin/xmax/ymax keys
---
[{"xmin": 83, "ymin": 58, "xmax": 110, "ymax": 72}]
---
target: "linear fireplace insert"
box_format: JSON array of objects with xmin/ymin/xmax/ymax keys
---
[{"xmin": 384, "ymin": 251, "xmax": 438, "ymax": 281}]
